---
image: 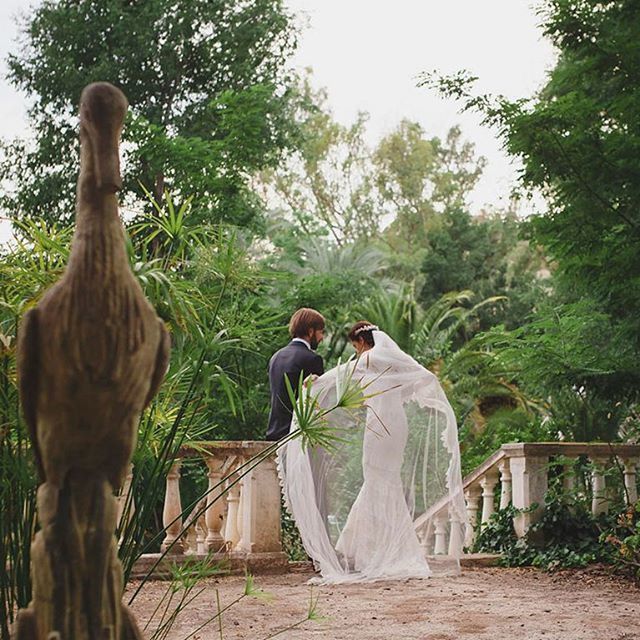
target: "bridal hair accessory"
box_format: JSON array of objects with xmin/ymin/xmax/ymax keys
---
[{"xmin": 353, "ymin": 324, "xmax": 379, "ymax": 336}]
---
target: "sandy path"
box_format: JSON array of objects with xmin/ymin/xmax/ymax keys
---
[{"xmin": 128, "ymin": 566, "xmax": 640, "ymax": 640}]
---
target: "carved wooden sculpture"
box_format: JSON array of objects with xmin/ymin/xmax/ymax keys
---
[{"xmin": 14, "ymin": 82, "xmax": 171, "ymax": 639}]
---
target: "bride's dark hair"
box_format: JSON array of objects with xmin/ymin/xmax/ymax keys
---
[{"xmin": 348, "ymin": 320, "xmax": 377, "ymax": 348}]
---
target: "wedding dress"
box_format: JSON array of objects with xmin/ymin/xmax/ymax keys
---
[{"xmin": 277, "ymin": 331, "xmax": 467, "ymax": 583}]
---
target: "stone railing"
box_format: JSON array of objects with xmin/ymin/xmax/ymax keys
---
[
  {"xmin": 122, "ymin": 440, "xmax": 640, "ymax": 576},
  {"xmin": 122, "ymin": 441, "xmax": 288, "ymax": 577},
  {"xmin": 415, "ymin": 442, "xmax": 640, "ymax": 554}
]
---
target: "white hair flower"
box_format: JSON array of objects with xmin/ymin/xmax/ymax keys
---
[{"xmin": 354, "ymin": 324, "xmax": 379, "ymax": 336}]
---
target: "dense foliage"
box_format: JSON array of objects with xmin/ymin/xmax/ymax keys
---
[
  {"xmin": 472, "ymin": 464, "xmax": 640, "ymax": 577},
  {"xmin": 606, "ymin": 503, "xmax": 640, "ymax": 579},
  {"xmin": 423, "ymin": 0, "xmax": 640, "ymax": 446},
  {"xmin": 428, "ymin": 0, "xmax": 640, "ymax": 330},
  {"xmin": 473, "ymin": 488, "xmax": 614, "ymax": 570}
]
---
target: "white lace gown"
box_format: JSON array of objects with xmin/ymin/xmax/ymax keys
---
[{"xmin": 278, "ymin": 331, "xmax": 466, "ymax": 584}]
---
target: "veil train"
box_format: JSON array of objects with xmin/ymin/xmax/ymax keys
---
[{"xmin": 277, "ymin": 331, "xmax": 467, "ymax": 584}]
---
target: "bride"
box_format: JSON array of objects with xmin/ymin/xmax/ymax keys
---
[{"xmin": 278, "ymin": 321, "xmax": 467, "ymax": 584}]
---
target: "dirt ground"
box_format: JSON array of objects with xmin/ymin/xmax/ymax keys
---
[{"xmin": 128, "ymin": 565, "xmax": 640, "ymax": 640}]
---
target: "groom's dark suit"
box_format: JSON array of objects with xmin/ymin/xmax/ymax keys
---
[{"xmin": 266, "ymin": 340, "xmax": 324, "ymax": 441}]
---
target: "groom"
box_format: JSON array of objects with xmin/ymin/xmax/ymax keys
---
[{"xmin": 266, "ymin": 308, "xmax": 325, "ymax": 441}]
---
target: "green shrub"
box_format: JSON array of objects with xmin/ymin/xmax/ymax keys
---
[
  {"xmin": 473, "ymin": 487, "xmax": 615, "ymax": 570},
  {"xmin": 603, "ymin": 503, "xmax": 640, "ymax": 580}
]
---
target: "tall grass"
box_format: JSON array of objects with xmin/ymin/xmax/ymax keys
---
[{"xmin": 0, "ymin": 318, "xmax": 37, "ymax": 635}]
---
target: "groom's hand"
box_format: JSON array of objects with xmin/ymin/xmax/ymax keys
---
[{"xmin": 304, "ymin": 374, "xmax": 319, "ymax": 388}]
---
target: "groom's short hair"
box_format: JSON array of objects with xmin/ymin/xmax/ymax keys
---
[{"xmin": 289, "ymin": 308, "xmax": 325, "ymax": 338}]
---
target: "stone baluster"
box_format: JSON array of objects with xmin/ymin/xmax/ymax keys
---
[
  {"xmin": 161, "ymin": 460, "xmax": 184, "ymax": 554},
  {"xmin": 433, "ymin": 513, "xmax": 448, "ymax": 555},
  {"xmin": 419, "ymin": 522, "xmax": 433, "ymax": 556},
  {"xmin": 183, "ymin": 497, "xmax": 206, "ymax": 555},
  {"xmin": 498, "ymin": 460, "xmax": 512, "ymax": 510},
  {"xmin": 116, "ymin": 462, "xmax": 135, "ymax": 533},
  {"xmin": 464, "ymin": 485, "xmax": 481, "ymax": 548},
  {"xmin": 480, "ymin": 472, "xmax": 499, "ymax": 525},
  {"xmin": 236, "ymin": 485, "xmax": 244, "ymax": 548},
  {"xmin": 622, "ymin": 458, "xmax": 639, "ymax": 505},
  {"xmin": 236, "ymin": 461, "xmax": 256, "ymax": 553},
  {"xmin": 510, "ymin": 454, "xmax": 549, "ymax": 537},
  {"xmin": 418, "ymin": 529, "xmax": 427, "ymax": 556},
  {"xmin": 234, "ymin": 458, "xmax": 247, "ymax": 548},
  {"xmin": 590, "ymin": 458, "xmax": 609, "ymax": 516},
  {"xmin": 204, "ymin": 455, "xmax": 225, "ymax": 553},
  {"xmin": 236, "ymin": 453, "xmax": 283, "ymax": 555},
  {"xmin": 224, "ymin": 473, "xmax": 242, "ymax": 550},
  {"xmin": 562, "ymin": 460, "xmax": 577, "ymax": 495},
  {"xmin": 184, "ymin": 525, "xmax": 197, "ymax": 556},
  {"xmin": 448, "ymin": 507, "xmax": 464, "ymax": 556},
  {"xmin": 196, "ymin": 514, "xmax": 206, "ymax": 554}
]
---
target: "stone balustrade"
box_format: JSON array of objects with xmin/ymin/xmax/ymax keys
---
[
  {"xmin": 124, "ymin": 440, "xmax": 640, "ymax": 577},
  {"xmin": 127, "ymin": 441, "xmax": 288, "ymax": 578},
  {"xmin": 414, "ymin": 443, "xmax": 640, "ymax": 555}
]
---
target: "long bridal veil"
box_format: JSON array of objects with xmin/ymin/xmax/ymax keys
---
[{"xmin": 277, "ymin": 331, "xmax": 467, "ymax": 584}]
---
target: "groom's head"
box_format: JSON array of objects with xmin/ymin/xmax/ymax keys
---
[{"xmin": 289, "ymin": 308, "xmax": 325, "ymax": 350}]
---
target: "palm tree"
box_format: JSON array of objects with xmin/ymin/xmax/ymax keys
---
[
  {"xmin": 357, "ymin": 286, "xmax": 539, "ymax": 436},
  {"xmin": 284, "ymin": 236, "xmax": 387, "ymax": 278},
  {"xmin": 412, "ymin": 290, "xmax": 505, "ymax": 368},
  {"xmin": 356, "ymin": 284, "xmax": 419, "ymax": 353}
]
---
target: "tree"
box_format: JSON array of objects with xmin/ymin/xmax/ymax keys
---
[
  {"xmin": 375, "ymin": 122, "xmax": 486, "ymax": 251},
  {"xmin": 479, "ymin": 300, "xmax": 640, "ymax": 441},
  {"xmin": 260, "ymin": 76, "xmax": 486, "ymax": 260},
  {"xmin": 260, "ymin": 79, "xmax": 380, "ymax": 245},
  {"xmin": 419, "ymin": 208, "xmax": 548, "ymax": 329},
  {"xmin": 424, "ymin": 0, "xmax": 640, "ymax": 338},
  {"xmin": 423, "ymin": 0, "xmax": 640, "ymax": 435},
  {"xmin": 2, "ymin": 0, "xmax": 299, "ymax": 226},
  {"xmin": 266, "ymin": 235, "xmax": 387, "ymax": 361}
]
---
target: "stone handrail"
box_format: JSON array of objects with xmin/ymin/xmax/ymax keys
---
[
  {"xmin": 120, "ymin": 440, "xmax": 640, "ymax": 575},
  {"xmin": 414, "ymin": 442, "xmax": 640, "ymax": 555}
]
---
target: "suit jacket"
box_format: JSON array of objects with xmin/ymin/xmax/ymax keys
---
[{"xmin": 266, "ymin": 340, "xmax": 324, "ymax": 441}]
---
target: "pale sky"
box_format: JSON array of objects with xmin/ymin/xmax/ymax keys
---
[
  {"xmin": 0, "ymin": 0, "xmax": 556, "ymax": 241},
  {"xmin": 286, "ymin": 0, "xmax": 556, "ymax": 211}
]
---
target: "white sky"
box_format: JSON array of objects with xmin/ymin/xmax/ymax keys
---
[{"xmin": 0, "ymin": 0, "xmax": 556, "ymax": 242}]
